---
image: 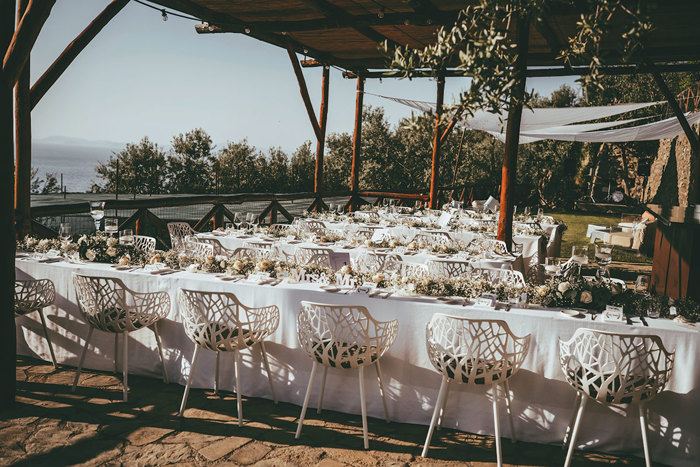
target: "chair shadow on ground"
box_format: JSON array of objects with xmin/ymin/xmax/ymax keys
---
[{"xmin": 4, "ymin": 356, "xmax": 656, "ymax": 467}]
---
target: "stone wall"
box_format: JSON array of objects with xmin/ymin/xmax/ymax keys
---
[{"xmin": 646, "ymin": 123, "xmax": 699, "ymax": 206}]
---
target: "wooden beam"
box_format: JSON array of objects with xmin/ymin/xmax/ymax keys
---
[
  {"xmin": 351, "ymin": 76, "xmax": 364, "ymax": 193},
  {"xmin": 439, "ymin": 115, "xmax": 458, "ymax": 145},
  {"xmin": 429, "ymin": 74, "xmax": 445, "ymax": 209},
  {"xmin": 286, "ymin": 41, "xmax": 323, "ymax": 142},
  {"xmin": 2, "ymin": 0, "xmax": 55, "ymax": 88},
  {"xmin": 315, "ymin": 66, "xmax": 330, "ymax": 196},
  {"xmin": 14, "ymin": 0, "xmax": 30, "ymax": 238},
  {"xmin": 534, "ymin": 17, "xmax": 562, "ymax": 56},
  {"xmin": 30, "ymin": 0, "xmax": 129, "ymax": 109},
  {"xmin": 0, "ymin": 0, "xmax": 16, "ymax": 412},
  {"xmin": 497, "ymin": 15, "xmax": 530, "ymax": 250}
]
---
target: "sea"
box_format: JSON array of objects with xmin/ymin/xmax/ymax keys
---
[{"xmin": 31, "ymin": 137, "xmax": 124, "ymax": 193}]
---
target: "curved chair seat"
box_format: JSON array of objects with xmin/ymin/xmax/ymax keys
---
[
  {"xmin": 310, "ymin": 338, "xmax": 378, "ymax": 369},
  {"xmin": 566, "ymin": 367, "xmax": 657, "ymax": 404},
  {"xmin": 438, "ymin": 356, "xmax": 515, "ymax": 384},
  {"xmin": 199, "ymin": 324, "xmax": 254, "ymax": 351}
]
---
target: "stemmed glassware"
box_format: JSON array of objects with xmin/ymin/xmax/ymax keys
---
[
  {"xmin": 544, "ymin": 257, "xmax": 561, "ymax": 277},
  {"xmin": 89, "ymin": 201, "xmax": 105, "ymax": 232},
  {"xmin": 105, "ymin": 218, "xmax": 118, "ymax": 236},
  {"xmin": 571, "ymin": 245, "xmax": 589, "ymax": 265},
  {"xmin": 233, "ymin": 212, "xmax": 241, "ymax": 229},
  {"xmin": 119, "ymin": 229, "xmax": 134, "ymax": 246}
]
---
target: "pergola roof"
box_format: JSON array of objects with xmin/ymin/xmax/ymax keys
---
[{"xmin": 152, "ymin": 0, "xmax": 700, "ymax": 73}]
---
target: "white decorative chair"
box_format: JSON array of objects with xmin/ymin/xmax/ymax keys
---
[
  {"xmin": 133, "ymin": 235, "xmax": 156, "ymax": 253},
  {"xmin": 15, "ymin": 279, "xmax": 57, "ymax": 367},
  {"xmin": 184, "ymin": 239, "xmax": 216, "ymax": 257},
  {"xmin": 177, "ymin": 289, "xmax": 279, "ymax": 425},
  {"xmin": 353, "ymin": 252, "xmax": 402, "ymax": 274},
  {"xmin": 398, "ymin": 262, "xmax": 429, "ymax": 280},
  {"xmin": 299, "ymin": 219, "xmax": 326, "ymax": 235},
  {"xmin": 72, "ymin": 275, "xmax": 170, "ymax": 401},
  {"xmin": 422, "ymin": 315, "xmax": 531, "ymax": 466},
  {"xmin": 355, "ymin": 229, "xmax": 375, "ymax": 241},
  {"xmin": 168, "ymin": 222, "xmax": 197, "ymax": 251},
  {"xmin": 413, "ymin": 231, "xmax": 453, "ymax": 246},
  {"xmin": 467, "ymin": 237, "xmax": 509, "ymax": 256},
  {"xmin": 294, "ymin": 247, "xmax": 332, "ymax": 267},
  {"xmin": 427, "ymin": 259, "xmax": 473, "ymax": 278},
  {"xmin": 473, "ymin": 266, "xmax": 526, "ymax": 287},
  {"xmin": 296, "ymin": 301, "xmax": 398, "ymax": 449},
  {"xmin": 559, "ymin": 329, "xmax": 674, "ymax": 467},
  {"xmin": 193, "ymin": 236, "xmax": 231, "ymax": 256},
  {"xmin": 231, "ymin": 247, "xmax": 266, "ymax": 261}
]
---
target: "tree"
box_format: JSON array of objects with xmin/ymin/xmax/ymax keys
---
[
  {"xmin": 30, "ymin": 168, "xmax": 61, "ymax": 194},
  {"xmin": 94, "ymin": 137, "xmax": 166, "ymax": 195},
  {"xmin": 289, "ymin": 141, "xmax": 315, "ymax": 192},
  {"xmin": 218, "ymin": 139, "xmax": 261, "ymax": 193},
  {"xmin": 260, "ymin": 147, "xmax": 290, "ymax": 193},
  {"xmin": 166, "ymin": 128, "xmax": 215, "ymax": 193}
]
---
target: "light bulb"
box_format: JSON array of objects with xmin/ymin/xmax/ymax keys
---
[
  {"xmin": 161, "ymin": 9, "xmax": 168, "ymax": 21},
  {"xmin": 378, "ymin": 7, "xmax": 385, "ymax": 19},
  {"xmin": 244, "ymin": 26, "xmax": 251, "ymax": 34}
]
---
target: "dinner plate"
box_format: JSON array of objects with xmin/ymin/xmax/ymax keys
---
[
  {"xmin": 320, "ymin": 285, "xmax": 340, "ymax": 293},
  {"xmin": 561, "ymin": 309, "xmax": 585, "ymax": 318}
]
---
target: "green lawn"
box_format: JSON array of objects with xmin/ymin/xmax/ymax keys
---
[{"xmin": 546, "ymin": 211, "xmax": 652, "ymax": 265}]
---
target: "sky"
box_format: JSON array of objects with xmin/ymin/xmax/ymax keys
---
[{"xmin": 30, "ymin": 0, "xmax": 579, "ymax": 154}]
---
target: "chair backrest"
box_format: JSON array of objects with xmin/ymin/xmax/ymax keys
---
[
  {"xmin": 73, "ymin": 274, "xmax": 169, "ymax": 332},
  {"xmin": 559, "ymin": 329, "xmax": 674, "ymax": 404},
  {"xmin": 297, "ymin": 301, "xmax": 398, "ymax": 369},
  {"xmin": 178, "ymin": 289, "xmax": 279, "ymax": 352},
  {"xmin": 193, "ymin": 237, "xmax": 229, "ymax": 255},
  {"xmin": 473, "ymin": 265, "xmax": 525, "ymax": 287},
  {"xmin": 353, "ymin": 251, "xmax": 402, "ymax": 274},
  {"xmin": 398, "ymin": 262, "xmax": 429, "ymax": 280},
  {"xmin": 168, "ymin": 222, "xmax": 196, "ymax": 250},
  {"xmin": 299, "ymin": 219, "xmax": 326, "ymax": 235},
  {"xmin": 467, "ymin": 237, "xmax": 509, "ymax": 256},
  {"xmin": 413, "ymin": 231, "xmax": 453, "ymax": 246},
  {"xmin": 426, "ymin": 314, "xmax": 530, "ymax": 384},
  {"xmin": 184, "ymin": 238, "xmax": 215, "ymax": 257},
  {"xmin": 231, "ymin": 247, "xmax": 266, "ymax": 261},
  {"xmin": 427, "ymin": 259, "xmax": 473, "ymax": 278},
  {"xmin": 294, "ymin": 247, "xmax": 332, "ymax": 266},
  {"xmin": 133, "ymin": 235, "xmax": 156, "ymax": 253},
  {"xmin": 14, "ymin": 279, "xmax": 55, "ymax": 315},
  {"xmin": 355, "ymin": 229, "xmax": 374, "ymax": 241},
  {"xmin": 244, "ymin": 241, "xmax": 273, "ymax": 250}
]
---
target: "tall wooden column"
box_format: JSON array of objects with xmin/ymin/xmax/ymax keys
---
[
  {"xmin": 497, "ymin": 15, "xmax": 530, "ymax": 249},
  {"xmin": 429, "ymin": 74, "xmax": 445, "ymax": 209},
  {"xmin": 14, "ymin": 0, "xmax": 30, "ymax": 238},
  {"xmin": 0, "ymin": 0, "xmax": 17, "ymax": 411},
  {"xmin": 315, "ymin": 65, "xmax": 330, "ymax": 197},
  {"xmin": 350, "ymin": 75, "xmax": 364, "ymax": 193}
]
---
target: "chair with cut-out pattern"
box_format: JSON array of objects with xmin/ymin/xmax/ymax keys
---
[
  {"xmin": 184, "ymin": 238, "xmax": 216, "ymax": 257},
  {"xmin": 295, "ymin": 301, "xmax": 398, "ymax": 449},
  {"xmin": 422, "ymin": 314, "xmax": 531, "ymax": 466},
  {"xmin": 15, "ymin": 279, "xmax": 57, "ymax": 367},
  {"xmin": 294, "ymin": 247, "xmax": 332, "ymax": 267},
  {"xmin": 353, "ymin": 252, "xmax": 402, "ymax": 274},
  {"xmin": 559, "ymin": 329, "xmax": 674, "ymax": 467},
  {"xmin": 177, "ymin": 289, "xmax": 279, "ymax": 425},
  {"xmin": 72, "ymin": 274, "xmax": 170, "ymax": 401},
  {"xmin": 168, "ymin": 222, "xmax": 197, "ymax": 251},
  {"xmin": 133, "ymin": 235, "xmax": 156, "ymax": 253},
  {"xmin": 427, "ymin": 259, "xmax": 473, "ymax": 278}
]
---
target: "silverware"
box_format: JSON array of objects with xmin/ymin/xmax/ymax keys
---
[
  {"xmin": 590, "ymin": 313, "xmax": 598, "ymax": 321},
  {"xmin": 626, "ymin": 315, "xmax": 634, "ymax": 325},
  {"xmin": 640, "ymin": 316, "xmax": 649, "ymax": 327}
]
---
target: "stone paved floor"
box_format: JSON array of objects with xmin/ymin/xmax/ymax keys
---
[{"xmin": 1, "ymin": 356, "xmax": 648, "ymax": 467}]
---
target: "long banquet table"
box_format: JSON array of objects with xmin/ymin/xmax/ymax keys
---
[{"xmin": 15, "ymin": 258, "xmax": 699, "ymax": 466}]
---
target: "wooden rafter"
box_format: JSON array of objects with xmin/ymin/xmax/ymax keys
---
[
  {"xmin": 30, "ymin": 0, "xmax": 129, "ymax": 109},
  {"xmin": 286, "ymin": 41, "xmax": 323, "ymax": 142},
  {"xmin": 2, "ymin": 0, "xmax": 55, "ymax": 88}
]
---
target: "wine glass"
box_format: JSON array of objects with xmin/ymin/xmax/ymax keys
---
[
  {"xmin": 225, "ymin": 222, "xmax": 233, "ymax": 231},
  {"xmin": 544, "ymin": 257, "xmax": 560, "ymax": 277},
  {"xmin": 119, "ymin": 229, "xmax": 134, "ymax": 246},
  {"xmin": 328, "ymin": 203, "xmax": 336, "ymax": 214},
  {"xmin": 90, "ymin": 201, "xmax": 105, "ymax": 232},
  {"xmin": 105, "ymin": 218, "xmax": 118, "ymax": 236},
  {"xmin": 635, "ymin": 275, "xmax": 650, "ymax": 294},
  {"xmin": 571, "ymin": 245, "xmax": 589, "ymax": 265},
  {"xmin": 59, "ymin": 223, "xmax": 71, "ymax": 243},
  {"xmin": 233, "ymin": 212, "xmax": 241, "ymax": 229}
]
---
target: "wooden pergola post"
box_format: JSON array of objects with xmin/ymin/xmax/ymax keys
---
[
  {"xmin": 314, "ymin": 65, "xmax": 330, "ymax": 202},
  {"xmin": 497, "ymin": 14, "xmax": 530, "ymax": 250},
  {"xmin": 429, "ymin": 73, "xmax": 445, "ymax": 209},
  {"xmin": 348, "ymin": 75, "xmax": 365, "ymax": 210},
  {"xmin": 14, "ymin": 0, "xmax": 30, "ymax": 239},
  {"xmin": 0, "ymin": 0, "xmax": 17, "ymax": 412}
]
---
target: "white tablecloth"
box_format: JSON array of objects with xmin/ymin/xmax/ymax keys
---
[{"xmin": 15, "ymin": 259, "xmax": 700, "ymax": 466}]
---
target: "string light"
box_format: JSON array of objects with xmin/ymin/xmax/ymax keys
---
[
  {"xmin": 161, "ymin": 9, "xmax": 168, "ymax": 21},
  {"xmin": 378, "ymin": 7, "xmax": 385, "ymax": 19},
  {"xmin": 244, "ymin": 26, "xmax": 251, "ymax": 33}
]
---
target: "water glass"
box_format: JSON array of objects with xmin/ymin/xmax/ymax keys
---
[
  {"xmin": 119, "ymin": 229, "xmax": 134, "ymax": 246},
  {"xmin": 89, "ymin": 201, "xmax": 105, "ymax": 231},
  {"xmin": 595, "ymin": 243, "xmax": 613, "ymax": 266},
  {"xmin": 59, "ymin": 223, "xmax": 71, "ymax": 242},
  {"xmin": 225, "ymin": 222, "xmax": 233, "ymax": 231},
  {"xmin": 328, "ymin": 203, "xmax": 336, "ymax": 213},
  {"xmin": 544, "ymin": 257, "xmax": 560, "ymax": 276},
  {"xmin": 635, "ymin": 275, "xmax": 650, "ymax": 294},
  {"xmin": 105, "ymin": 218, "xmax": 118, "ymax": 235},
  {"xmin": 571, "ymin": 245, "xmax": 589, "ymax": 264}
]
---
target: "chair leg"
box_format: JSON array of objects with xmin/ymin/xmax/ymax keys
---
[
  {"xmin": 37, "ymin": 309, "xmax": 57, "ymax": 368},
  {"xmin": 152, "ymin": 322, "xmax": 168, "ymax": 384},
  {"xmin": 437, "ymin": 380, "xmax": 450, "ymax": 430},
  {"xmin": 564, "ymin": 395, "xmax": 587, "ymax": 467},
  {"xmin": 178, "ymin": 345, "xmax": 201, "ymax": 416},
  {"xmin": 317, "ymin": 366, "xmax": 328, "ymax": 414},
  {"xmin": 260, "ymin": 341, "xmax": 277, "ymax": 404},
  {"xmin": 113, "ymin": 333, "xmax": 119, "ymax": 374},
  {"xmin": 295, "ymin": 360, "xmax": 318, "ymax": 439},
  {"xmin": 72, "ymin": 325, "xmax": 93, "ymax": 392},
  {"xmin": 492, "ymin": 383, "xmax": 502, "ymax": 467},
  {"xmin": 233, "ymin": 350, "xmax": 243, "ymax": 427},
  {"xmin": 422, "ymin": 375, "xmax": 449, "ymax": 458},
  {"xmin": 358, "ymin": 365, "xmax": 369, "ymax": 450},
  {"xmin": 639, "ymin": 404, "xmax": 651, "ymax": 467},
  {"xmin": 504, "ymin": 380, "xmax": 516, "ymax": 443},
  {"xmin": 122, "ymin": 331, "xmax": 129, "ymax": 402},
  {"xmin": 562, "ymin": 393, "xmax": 583, "ymax": 449},
  {"xmin": 374, "ymin": 360, "xmax": 390, "ymax": 423},
  {"xmin": 214, "ymin": 351, "xmax": 220, "ymax": 395}
]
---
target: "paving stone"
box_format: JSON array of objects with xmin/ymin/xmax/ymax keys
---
[
  {"xmin": 125, "ymin": 426, "xmax": 175, "ymax": 446},
  {"xmin": 182, "ymin": 407, "xmax": 238, "ymax": 423},
  {"xmin": 323, "ymin": 448, "xmax": 379, "ymax": 466},
  {"xmin": 122, "ymin": 442, "xmax": 193, "ymax": 465},
  {"xmin": 163, "ymin": 430, "xmax": 225, "ymax": 450},
  {"xmin": 228, "ymin": 441, "xmax": 272, "ymax": 465},
  {"xmin": 71, "ymin": 439, "xmax": 125, "ymax": 467},
  {"xmin": 199, "ymin": 436, "xmax": 252, "ymax": 461},
  {"xmin": 315, "ymin": 458, "xmax": 347, "ymax": 467}
]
